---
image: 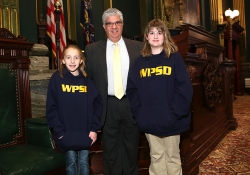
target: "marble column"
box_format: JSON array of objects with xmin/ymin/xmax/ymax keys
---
[{"xmin": 29, "ymin": 44, "xmax": 56, "ymax": 118}]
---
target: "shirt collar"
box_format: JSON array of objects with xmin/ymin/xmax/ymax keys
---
[{"xmin": 107, "ymin": 37, "xmax": 124, "ymax": 47}]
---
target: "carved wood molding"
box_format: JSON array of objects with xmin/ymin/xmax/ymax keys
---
[
  {"xmin": 154, "ymin": 0, "xmax": 184, "ymax": 28},
  {"xmin": 0, "ymin": 29, "xmax": 15, "ymax": 39},
  {"xmin": 226, "ymin": 66, "xmax": 236, "ymax": 94},
  {"xmin": 186, "ymin": 64, "xmax": 197, "ymax": 81},
  {"xmin": 196, "ymin": 47, "xmax": 207, "ymax": 59},
  {"xmin": 0, "ymin": 28, "xmax": 28, "ymax": 41},
  {"xmin": 203, "ymin": 58, "xmax": 222, "ymax": 112}
]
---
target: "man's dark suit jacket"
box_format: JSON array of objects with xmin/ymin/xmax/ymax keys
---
[{"xmin": 85, "ymin": 37, "xmax": 143, "ymax": 126}]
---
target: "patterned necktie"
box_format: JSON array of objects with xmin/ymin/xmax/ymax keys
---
[{"xmin": 113, "ymin": 43, "xmax": 124, "ymax": 99}]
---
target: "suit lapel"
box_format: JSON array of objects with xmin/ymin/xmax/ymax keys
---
[
  {"xmin": 124, "ymin": 38, "xmax": 136, "ymax": 68},
  {"xmin": 98, "ymin": 40, "xmax": 108, "ymax": 83}
]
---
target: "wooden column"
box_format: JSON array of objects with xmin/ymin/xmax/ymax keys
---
[
  {"xmin": 221, "ymin": 60, "xmax": 238, "ymax": 130},
  {"xmin": 226, "ymin": 28, "xmax": 233, "ymax": 60},
  {"xmin": 54, "ymin": 1, "xmax": 62, "ymax": 69},
  {"xmin": 234, "ymin": 42, "xmax": 243, "ymax": 95},
  {"xmin": 37, "ymin": 14, "xmax": 47, "ymax": 45},
  {"xmin": 224, "ymin": 22, "xmax": 244, "ymax": 95}
]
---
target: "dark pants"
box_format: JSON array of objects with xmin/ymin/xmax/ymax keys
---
[{"xmin": 103, "ymin": 96, "xmax": 140, "ymax": 175}]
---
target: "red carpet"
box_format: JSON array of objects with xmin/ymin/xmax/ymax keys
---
[{"xmin": 199, "ymin": 95, "xmax": 250, "ymax": 174}]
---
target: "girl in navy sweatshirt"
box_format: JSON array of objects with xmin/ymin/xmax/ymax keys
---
[
  {"xmin": 46, "ymin": 45, "xmax": 103, "ymax": 175},
  {"xmin": 126, "ymin": 19, "xmax": 193, "ymax": 175}
]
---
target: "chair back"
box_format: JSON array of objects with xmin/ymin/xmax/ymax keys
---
[{"xmin": 0, "ymin": 28, "xmax": 34, "ymax": 149}]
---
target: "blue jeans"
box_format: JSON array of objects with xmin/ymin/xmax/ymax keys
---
[{"xmin": 65, "ymin": 150, "xmax": 89, "ymax": 175}]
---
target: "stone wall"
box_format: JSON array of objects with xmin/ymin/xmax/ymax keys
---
[{"xmin": 29, "ymin": 44, "xmax": 55, "ymax": 118}]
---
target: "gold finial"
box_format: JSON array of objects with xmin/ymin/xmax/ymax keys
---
[{"xmin": 54, "ymin": 1, "xmax": 62, "ymax": 11}]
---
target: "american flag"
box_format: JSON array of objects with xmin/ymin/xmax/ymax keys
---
[
  {"xmin": 80, "ymin": 0, "xmax": 95, "ymax": 49},
  {"xmin": 46, "ymin": 0, "xmax": 67, "ymax": 66}
]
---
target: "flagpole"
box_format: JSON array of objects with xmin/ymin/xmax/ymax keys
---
[{"xmin": 54, "ymin": 1, "xmax": 62, "ymax": 69}]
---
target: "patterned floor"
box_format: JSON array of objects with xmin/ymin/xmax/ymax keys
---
[{"xmin": 199, "ymin": 95, "xmax": 250, "ymax": 174}]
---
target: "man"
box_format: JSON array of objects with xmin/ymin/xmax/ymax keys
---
[{"xmin": 85, "ymin": 8, "xmax": 143, "ymax": 175}]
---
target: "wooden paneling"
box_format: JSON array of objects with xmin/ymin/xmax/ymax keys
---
[{"xmin": 171, "ymin": 23, "xmax": 237, "ymax": 175}]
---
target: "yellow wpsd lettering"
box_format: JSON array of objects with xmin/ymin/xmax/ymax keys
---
[
  {"xmin": 151, "ymin": 68, "xmax": 156, "ymax": 75},
  {"xmin": 139, "ymin": 66, "xmax": 172, "ymax": 77},
  {"xmin": 72, "ymin": 86, "xmax": 79, "ymax": 93},
  {"xmin": 163, "ymin": 66, "xmax": 172, "ymax": 75},
  {"xmin": 155, "ymin": 66, "xmax": 163, "ymax": 75},
  {"xmin": 62, "ymin": 84, "xmax": 72, "ymax": 92},
  {"xmin": 61, "ymin": 84, "xmax": 87, "ymax": 93},
  {"xmin": 147, "ymin": 68, "xmax": 151, "ymax": 77},
  {"xmin": 140, "ymin": 68, "xmax": 148, "ymax": 78},
  {"xmin": 79, "ymin": 86, "xmax": 87, "ymax": 92}
]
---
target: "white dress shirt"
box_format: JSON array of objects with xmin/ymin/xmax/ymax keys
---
[{"xmin": 106, "ymin": 38, "xmax": 130, "ymax": 96}]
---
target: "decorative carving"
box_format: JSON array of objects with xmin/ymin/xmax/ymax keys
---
[
  {"xmin": 226, "ymin": 66, "xmax": 236, "ymax": 94},
  {"xmin": 0, "ymin": 28, "xmax": 15, "ymax": 39},
  {"xmin": 37, "ymin": 14, "xmax": 47, "ymax": 44},
  {"xmin": 196, "ymin": 47, "xmax": 207, "ymax": 59},
  {"xmin": 164, "ymin": 0, "xmax": 175, "ymax": 28},
  {"xmin": 0, "ymin": 28, "xmax": 28, "ymax": 42},
  {"xmin": 186, "ymin": 64, "xmax": 197, "ymax": 81},
  {"xmin": 203, "ymin": 58, "xmax": 222, "ymax": 112},
  {"xmin": 177, "ymin": 0, "xmax": 184, "ymax": 25},
  {"xmin": 154, "ymin": 0, "xmax": 184, "ymax": 28},
  {"xmin": 17, "ymin": 35, "xmax": 28, "ymax": 41}
]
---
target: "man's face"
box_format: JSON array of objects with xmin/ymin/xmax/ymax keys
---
[{"xmin": 103, "ymin": 15, "xmax": 123, "ymax": 43}]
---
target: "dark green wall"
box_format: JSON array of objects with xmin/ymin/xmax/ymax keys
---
[
  {"xmin": 19, "ymin": 0, "xmax": 142, "ymax": 50},
  {"xmin": 19, "ymin": 0, "xmax": 37, "ymax": 44},
  {"xmin": 200, "ymin": 0, "xmax": 211, "ymax": 31},
  {"xmin": 113, "ymin": 0, "xmax": 141, "ymax": 39},
  {"xmin": 76, "ymin": 0, "xmax": 142, "ymax": 49},
  {"xmin": 71, "ymin": 0, "xmax": 142, "ymax": 49},
  {"xmin": 20, "ymin": 0, "xmax": 249, "ymax": 62}
]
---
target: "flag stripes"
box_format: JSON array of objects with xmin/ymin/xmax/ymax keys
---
[{"xmin": 47, "ymin": 0, "xmax": 67, "ymax": 65}]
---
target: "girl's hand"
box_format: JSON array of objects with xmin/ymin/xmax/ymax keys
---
[{"xmin": 89, "ymin": 131, "xmax": 97, "ymax": 145}]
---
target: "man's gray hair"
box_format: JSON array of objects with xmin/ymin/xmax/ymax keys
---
[{"xmin": 102, "ymin": 8, "xmax": 123, "ymax": 24}]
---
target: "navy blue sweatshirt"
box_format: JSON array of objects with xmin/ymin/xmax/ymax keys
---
[
  {"xmin": 46, "ymin": 69, "xmax": 103, "ymax": 151},
  {"xmin": 126, "ymin": 51, "xmax": 193, "ymax": 136}
]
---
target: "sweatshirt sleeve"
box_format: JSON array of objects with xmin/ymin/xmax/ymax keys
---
[
  {"xmin": 46, "ymin": 74, "xmax": 64, "ymax": 138},
  {"xmin": 170, "ymin": 52, "xmax": 193, "ymax": 118},
  {"xmin": 126, "ymin": 60, "xmax": 141, "ymax": 117}
]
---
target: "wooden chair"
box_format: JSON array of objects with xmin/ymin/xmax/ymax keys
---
[{"xmin": 0, "ymin": 28, "xmax": 66, "ymax": 175}]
